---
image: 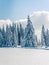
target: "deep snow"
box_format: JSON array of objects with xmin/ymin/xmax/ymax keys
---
[{"xmin": 0, "ymin": 48, "xmax": 49, "ymax": 65}]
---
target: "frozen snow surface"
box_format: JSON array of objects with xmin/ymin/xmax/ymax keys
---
[{"xmin": 0, "ymin": 48, "xmax": 49, "ymax": 65}]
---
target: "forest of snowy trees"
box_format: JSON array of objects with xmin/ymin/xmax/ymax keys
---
[{"xmin": 0, "ymin": 16, "xmax": 49, "ymax": 48}]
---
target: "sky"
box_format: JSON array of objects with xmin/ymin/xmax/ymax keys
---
[{"xmin": 0, "ymin": 0, "xmax": 49, "ymax": 21}]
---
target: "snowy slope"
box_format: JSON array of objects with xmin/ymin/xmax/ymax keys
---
[{"xmin": 0, "ymin": 48, "xmax": 49, "ymax": 65}]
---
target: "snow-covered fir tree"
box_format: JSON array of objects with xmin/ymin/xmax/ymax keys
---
[
  {"xmin": 0, "ymin": 28, "xmax": 3, "ymax": 47},
  {"xmin": 41, "ymin": 25, "xmax": 46, "ymax": 47},
  {"xmin": 19, "ymin": 23, "xmax": 24, "ymax": 47},
  {"xmin": 6, "ymin": 25, "xmax": 12, "ymax": 47},
  {"xmin": 17, "ymin": 24, "xmax": 21, "ymax": 46},
  {"xmin": 10, "ymin": 23, "xmax": 18, "ymax": 47},
  {"xmin": 1, "ymin": 26, "xmax": 6, "ymax": 47},
  {"xmin": 24, "ymin": 16, "xmax": 37, "ymax": 47},
  {"xmin": 45, "ymin": 29, "xmax": 49, "ymax": 47}
]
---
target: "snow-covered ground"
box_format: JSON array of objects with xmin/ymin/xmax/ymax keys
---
[{"xmin": 0, "ymin": 48, "xmax": 49, "ymax": 65}]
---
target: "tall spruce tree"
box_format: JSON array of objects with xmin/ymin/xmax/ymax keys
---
[
  {"xmin": 1, "ymin": 26, "xmax": 6, "ymax": 47},
  {"xmin": 17, "ymin": 24, "xmax": 21, "ymax": 46},
  {"xmin": 0, "ymin": 28, "xmax": 3, "ymax": 47},
  {"xmin": 6, "ymin": 25, "xmax": 12, "ymax": 47},
  {"xmin": 45, "ymin": 29, "xmax": 49, "ymax": 47},
  {"xmin": 25, "ymin": 16, "xmax": 36, "ymax": 47},
  {"xmin": 41, "ymin": 25, "xmax": 46, "ymax": 47},
  {"xmin": 19, "ymin": 23, "xmax": 24, "ymax": 47},
  {"xmin": 11, "ymin": 23, "xmax": 17, "ymax": 47}
]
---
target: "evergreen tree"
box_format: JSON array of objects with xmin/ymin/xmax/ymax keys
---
[
  {"xmin": 6, "ymin": 25, "xmax": 12, "ymax": 47},
  {"xmin": 17, "ymin": 24, "xmax": 21, "ymax": 45},
  {"xmin": 0, "ymin": 28, "xmax": 3, "ymax": 47},
  {"xmin": 25, "ymin": 16, "xmax": 36, "ymax": 47},
  {"xmin": 41, "ymin": 25, "xmax": 46, "ymax": 47},
  {"xmin": 45, "ymin": 29, "xmax": 49, "ymax": 47},
  {"xmin": 19, "ymin": 23, "xmax": 24, "ymax": 47},
  {"xmin": 11, "ymin": 23, "xmax": 18, "ymax": 47},
  {"xmin": 1, "ymin": 26, "xmax": 6, "ymax": 47}
]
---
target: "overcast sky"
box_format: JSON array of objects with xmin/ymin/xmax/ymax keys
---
[{"xmin": 0, "ymin": 0, "xmax": 49, "ymax": 20}]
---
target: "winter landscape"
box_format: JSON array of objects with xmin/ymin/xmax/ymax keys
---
[
  {"xmin": 0, "ymin": 0, "xmax": 49, "ymax": 65},
  {"xmin": 0, "ymin": 13, "xmax": 49, "ymax": 65},
  {"xmin": 0, "ymin": 15, "xmax": 49, "ymax": 48}
]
